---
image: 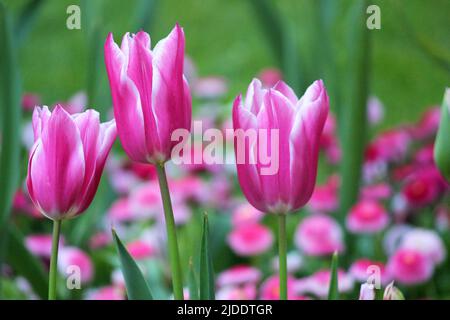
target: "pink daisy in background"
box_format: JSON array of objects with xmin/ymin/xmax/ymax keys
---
[
  {"xmin": 295, "ymin": 214, "xmax": 344, "ymax": 256},
  {"xmin": 227, "ymin": 223, "xmax": 274, "ymax": 256},
  {"xmin": 346, "ymin": 200, "xmax": 389, "ymax": 234}
]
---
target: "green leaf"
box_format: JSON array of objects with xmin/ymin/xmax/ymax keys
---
[
  {"xmin": 199, "ymin": 213, "xmax": 215, "ymax": 300},
  {"xmin": 247, "ymin": 0, "xmax": 303, "ymax": 92},
  {"xmin": 0, "ymin": 3, "xmax": 22, "ymax": 296},
  {"xmin": 328, "ymin": 251, "xmax": 339, "ymax": 300},
  {"xmin": 133, "ymin": 0, "xmax": 159, "ymax": 32},
  {"xmin": 0, "ymin": 2, "xmax": 22, "ymax": 232},
  {"xmin": 338, "ymin": 0, "xmax": 371, "ymax": 218},
  {"xmin": 188, "ymin": 257, "xmax": 199, "ymax": 300},
  {"xmin": 15, "ymin": 0, "xmax": 45, "ymax": 46},
  {"xmin": 434, "ymin": 88, "xmax": 450, "ymax": 182},
  {"xmin": 6, "ymin": 224, "xmax": 48, "ymax": 299},
  {"xmin": 112, "ymin": 229, "xmax": 153, "ymax": 300}
]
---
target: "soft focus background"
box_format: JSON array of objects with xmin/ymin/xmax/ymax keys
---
[
  {"xmin": 0, "ymin": 0, "xmax": 449, "ymax": 300},
  {"xmin": 6, "ymin": 0, "xmax": 450, "ymax": 126}
]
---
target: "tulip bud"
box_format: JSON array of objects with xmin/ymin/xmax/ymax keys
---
[
  {"xmin": 383, "ymin": 281, "xmax": 405, "ymax": 300},
  {"xmin": 359, "ymin": 283, "xmax": 375, "ymax": 300}
]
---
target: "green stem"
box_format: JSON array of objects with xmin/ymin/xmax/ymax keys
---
[
  {"xmin": 278, "ymin": 214, "xmax": 287, "ymax": 300},
  {"xmin": 48, "ymin": 219, "xmax": 61, "ymax": 300},
  {"xmin": 156, "ymin": 163, "xmax": 184, "ymax": 300}
]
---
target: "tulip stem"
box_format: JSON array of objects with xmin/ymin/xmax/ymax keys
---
[
  {"xmin": 156, "ymin": 163, "xmax": 184, "ymax": 300},
  {"xmin": 48, "ymin": 219, "xmax": 61, "ymax": 300},
  {"xmin": 278, "ymin": 214, "xmax": 287, "ymax": 300}
]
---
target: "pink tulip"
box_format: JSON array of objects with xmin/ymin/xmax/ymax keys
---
[
  {"xmin": 295, "ymin": 214, "xmax": 344, "ymax": 256},
  {"xmin": 216, "ymin": 265, "xmax": 262, "ymax": 287},
  {"xmin": 232, "ymin": 79, "xmax": 329, "ymax": 214},
  {"xmin": 346, "ymin": 200, "xmax": 389, "ymax": 234},
  {"xmin": 227, "ymin": 223, "xmax": 274, "ymax": 256},
  {"xmin": 104, "ymin": 24, "xmax": 191, "ymax": 164},
  {"xmin": 26, "ymin": 106, "xmax": 116, "ymax": 220},
  {"xmin": 387, "ymin": 248, "xmax": 434, "ymax": 285}
]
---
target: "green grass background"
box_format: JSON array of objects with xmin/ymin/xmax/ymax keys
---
[{"xmin": 4, "ymin": 0, "xmax": 450, "ymax": 129}]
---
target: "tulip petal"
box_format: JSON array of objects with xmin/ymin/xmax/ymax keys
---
[
  {"xmin": 273, "ymin": 80, "xmax": 298, "ymax": 105},
  {"xmin": 32, "ymin": 106, "xmax": 51, "ymax": 141},
  {"xmin": 126, "ymin": 34, "xmax": 160, "ymax": 159},
  {"xmin": 233, "ymin": 96, "xmax": 265, "ymax": 211},
  {"xmin": 77, "ymin": 119, "xmax": 117, "ymax": 213},
  {"xmin": 256, "ymin": 90, "xmax": 294, "ymax": 210},
  {"xmin": 290, "ymin": 80, "xmax": 329, "ymax": 207},
  {"xmin": 245, "ymin": 78, "xmax": 264, "ymax": 115},
  {"xmin": 151, "ymin": 24, "xmax": 191, "ymax": 157}
]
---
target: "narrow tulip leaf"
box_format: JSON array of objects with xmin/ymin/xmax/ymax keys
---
[
  {"xmin": 112, "ymin": 229, "xmax": 153, "ymax": 300},
  {"xmin": 338, "ymin": 0, "xmax": 371, "ymax": 218},
  {"xmin": 199, "ymin": 213, "xmax": 215, "ymax": 300},
  {"xmin": 188, "ymin": 257, "xmax": 199, "ymax": 300},
  {"xmin": 0, "ymin": 3, "xmax": 22, "ymax": 229},
  {"xmin": 15, "ymin": 0, "xmax": 45, "ymax": 46},
  {"xmin": 328, "ymin": 251, "xmax": 339, "ymax": 300},
  {"xmin": 434, "ymin": 88, "xmax": 450, "ymax": 182},
  {"xmin": 6, "ymin": 224, "xmax": 48, "ymax": 299},
  {"xmin": 0, "ymin": 4, "xmax": 22, "ymax": 296}
]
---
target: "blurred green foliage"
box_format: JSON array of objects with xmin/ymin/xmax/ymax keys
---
[{"xmin": 3, "ymin": 0, "xmax": 450, "ymax": 129}]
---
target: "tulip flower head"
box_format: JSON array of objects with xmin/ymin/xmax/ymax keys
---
[
  {"xmin": 104, "ymin": 24, "xmax": 191, "ymax": 165},
  {"xmin": 27, "ymin": 106, "xmax": 116, "ymax": 220},
  {"xmin": 233, "ymin": 79, "xmax": 329, "ymax": 214}
]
